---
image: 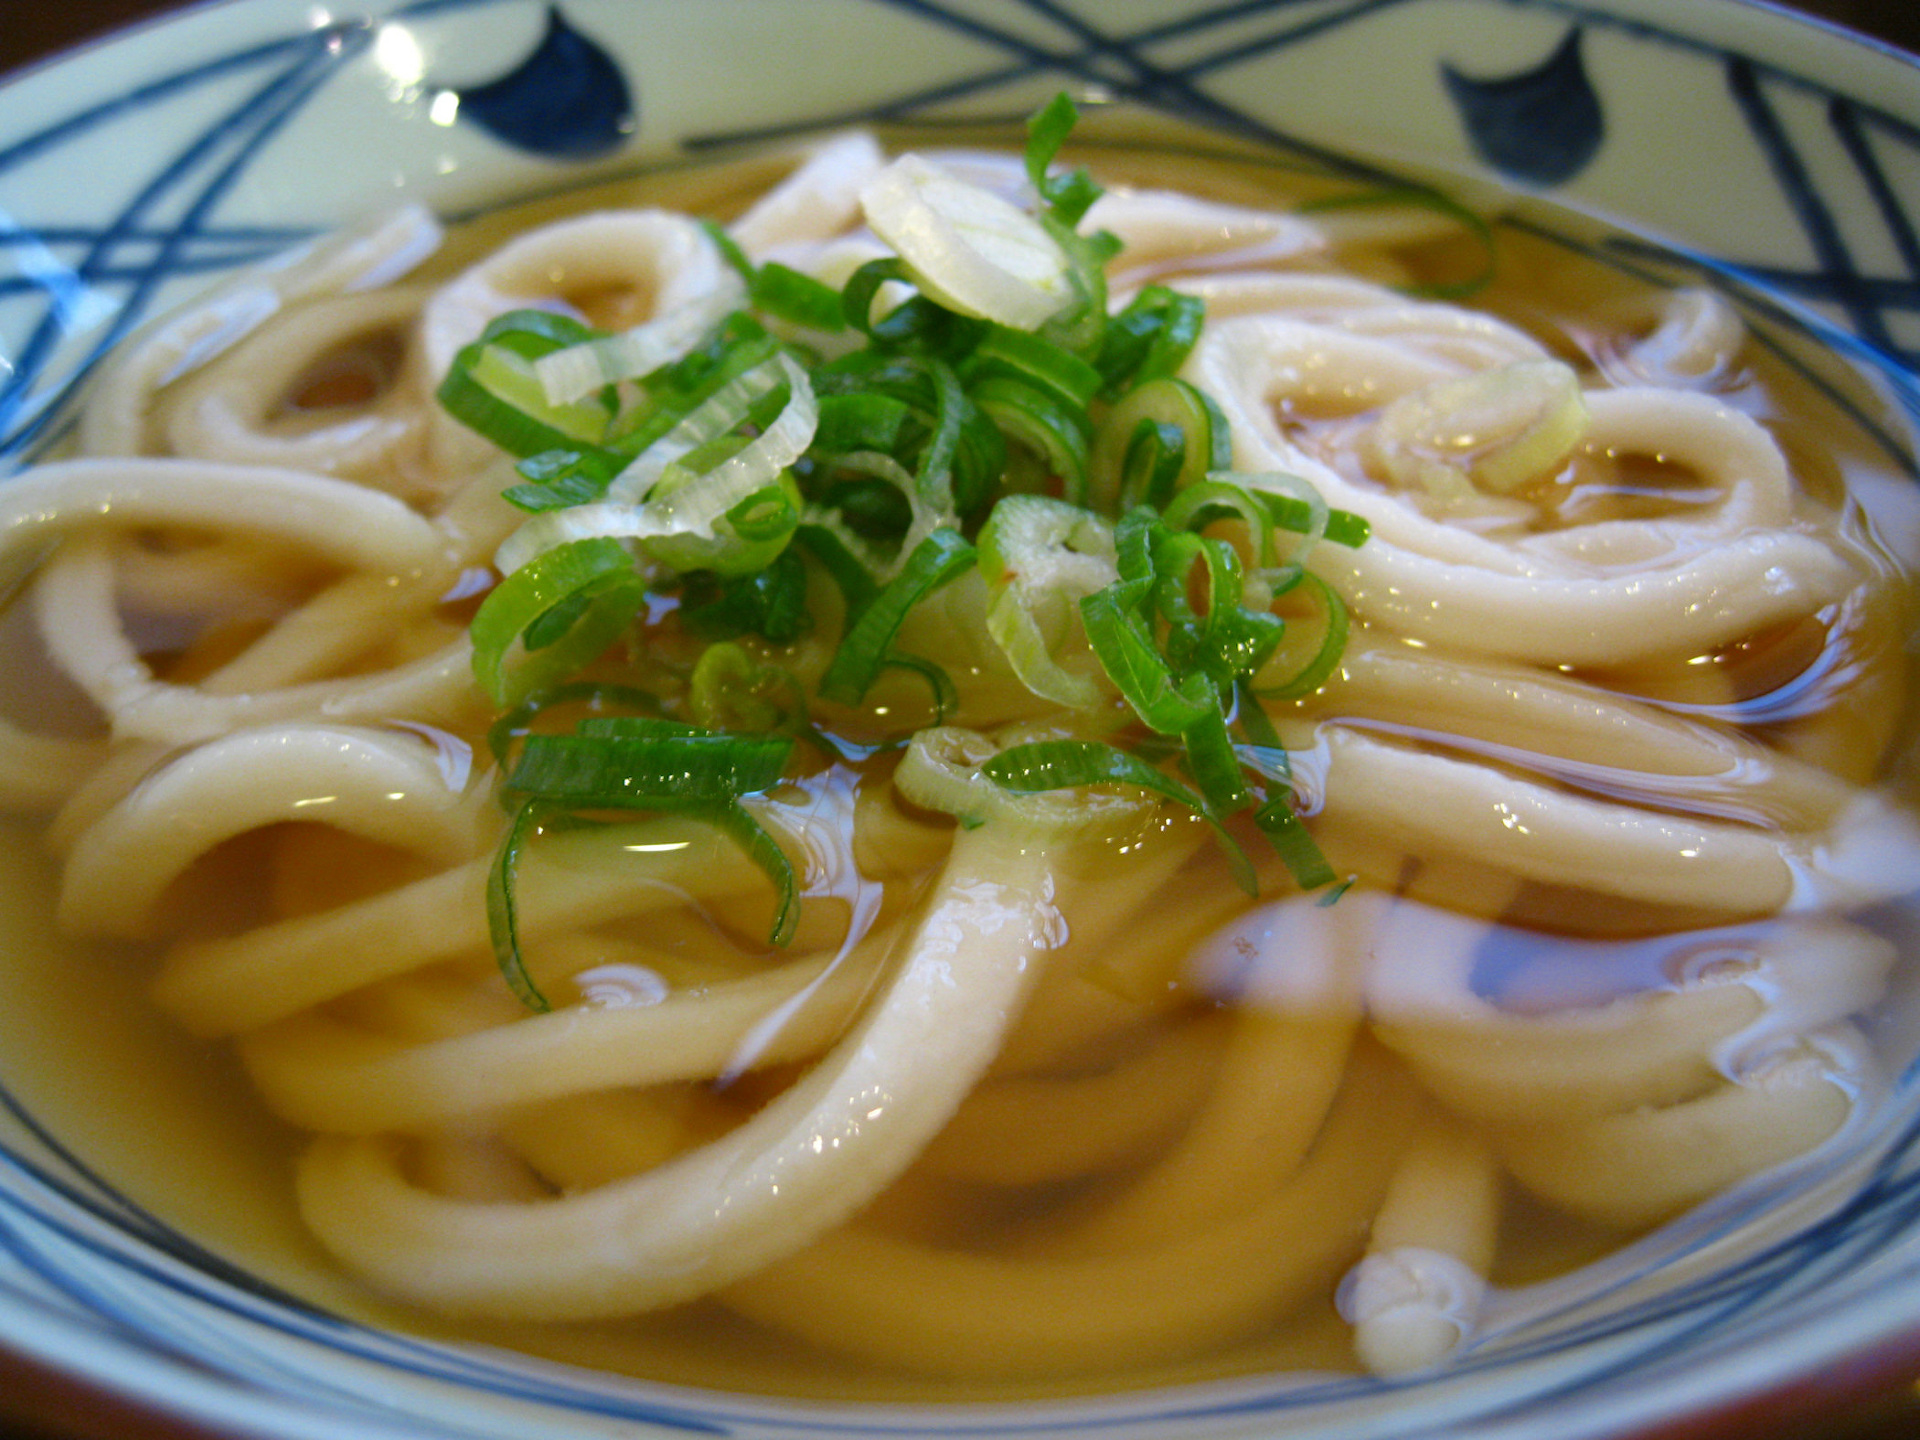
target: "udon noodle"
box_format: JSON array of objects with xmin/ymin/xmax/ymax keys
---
[{"xmin": 3, "ymin": 110, "xmax": 1918, "ymax": 1395}]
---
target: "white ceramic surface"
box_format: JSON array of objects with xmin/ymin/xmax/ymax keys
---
[{"xmin": 0, "ymin": 2, "xmax": 1917, "ymax": 1437}]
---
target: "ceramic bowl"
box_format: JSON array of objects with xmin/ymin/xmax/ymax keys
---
[{"xmin": 0, "ymin": 2, "xmax": 1917, "ymax": 1437}]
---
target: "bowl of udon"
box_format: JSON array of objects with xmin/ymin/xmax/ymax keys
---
[{"xmin": 1, "ymin": 0, "xmax": 1918, "ymax": 1436}]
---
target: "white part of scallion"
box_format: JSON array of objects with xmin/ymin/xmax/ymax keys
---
[
  {"xmin": 645, "ymin": 355, "xmax": 819, "ymax": 538},
  {"xmin": 492, "ymin": 355, "xmax": 818, "ymax": 576},
  {"xmin": 859, "ymin": 153, "xmax": 1072, "ymax": 330},
  {"xmin": 533, "ymin": 285, "xmax": 744, "ymax": 407},
  {"xmin": 604, "ymin": 354, "xmax": 792, "ymax": 507}
]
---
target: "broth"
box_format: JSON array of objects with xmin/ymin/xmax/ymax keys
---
[{"xmin": 0, "ymin": 110, "xmax": 1916, "ymax": 1401}]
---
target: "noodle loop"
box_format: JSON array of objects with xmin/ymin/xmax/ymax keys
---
[{"xmin": 0, "ymin": 121, "xmax": 1910, "ymax": 1395}]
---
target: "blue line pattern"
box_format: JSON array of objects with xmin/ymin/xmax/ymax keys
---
[
  {"xmin": 0, "ymin": 2, "xmax": 1915, "ymax": 1437},
  {"xmin": 1442, "ymin": 26, "xmax": 1606, "ymax": 186}
]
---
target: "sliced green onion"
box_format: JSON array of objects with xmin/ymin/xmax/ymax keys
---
[
  {"xmin": 1150, "ymin": 528, "xmax": 1239, "ymax": 631},
  {"xmin": 1096, "ymin": 285, "xmax": 1206, "ymax": 398},
  {"xmin": 727, "ymin": 483, "xmax": 800, "ymax": 544},
  {"xmin": 840, "ymin": 258, "xmax": 979, "ymax": 353},
  {"xmin": 487, "ymin": 799, "xmax": 553, "ymax": 1011},
  {"xmin": 1024, "ymin": 92, "xmax": 1104, "ymax": 228},
  {"xmin": 1236, "ymin": 472, "xmax": 1332, "ymax": 565},
  {"xmin": 495, "ymin": 356, "xmax": 817, "ymax": 578},
  {"xmin": 880, "ymin": 652, "xmax": 959, "ymax": 724},
  {"xmin": 818, "ymin": 452, "xmax": 927, "ymax": 536},
  {"xmin": 819, "ymin": 526, "xmax": 976, "ymax": 705},
  {"xmin": 892, "ymin": 725, "xmax": 999, "ymax": 823},
  {"xmin": 1161, "ymin": 478, "xmax": 1282, "ymax": 564},
  {"xmin": 486, "ymin": 681, "xmax": 663, "ymax": 769},
  {"xmin": 508, "ymin": 726, "xmax": 792, "ymax": 807},
  {"xmin": 502, "ymin": 446, "xmax": 628, "ymax": 513},
  {"xmin": 818, "ymin": 478, "xmax": 912, "ymax": 547},
  {"xmin": 985, "ymin": 738, "xmax": 1256, "ymax": 893},
  {"xmin": 688, "ymin": 642, "xmax": 808, "ymax": 734},
  {"xmin": 1089, "ymin": 378, "xmax": 1227, "ymax": 514},
  {"xmin": 469, "ymin": 537, "xmax": 647, "ymax": 707},
  {"xmin": 611, "ymin": 324, "xmax": 780, "ymax": 453},
  {"xmin": 1162, "ymin": 474, "xmax": 1368, "ymax": 558},
  {"xmin": 1187, "ymin": 602, "xmax": 1287, "ymax": 686},
  {"xmin": 913, "ymin": 358, "xmax": 968, "ymax": 515},
  {"xmin": 1233, "ymin": 683, "xmax": 1285, "ymax": 751},
  {"xmin": 753, "ymin": 261, "xmax": 847, "ymax": 332},
  {"xmin": 533, "ymin": 291, "xmax": 740, "ymax": 405},
  {"xmin": 977, "ymin": 494, "xmax": 1115, "ymax": 707},
  {"xmin": 813, "ymin": 391, "xmax": 911, "ymax": 456},
  {"xmin": 1231, "ymin": 710, "xmax": 1338, "ymax": 891},
  {"xmin": 963, "ymin": 324, "xmax": 1103, "ymax": 412},
  {"xmin": 969, "ymin": 375, "xmax": 1091, "ymax": 502},
  {"xmin": 1036, "ymin": 217, "xmax": 1119, "ymax": 361},
  {"xmin": 1366, "ymin": 359, "xmax": 1587, "ymax": 500},
  {"xmin": 701, "ymin": 219, "xmax": 845, "ymax": 333},
  {"xmin": 1254, "ymin": 793, "xmax": 1338, "ymax": 890},
  {"xmin": 702, "ymin": 218, "xmax": 758, "ymax": 283},
  {"xmin": 678, "ymin": 546, "xmax": 812, "ymax": 643},
  {"xmin": 811, "ymin": 350, "xmax": 1005, "ymax": 512},
  {"xmin": 642, "ymin": 446, "xmax": 804, "ymax": 578},
  {"xmin": 795, "ymin": 517, "xmax": 883, "ymax": 615},
  {"xmin": 713, "ymin": 800, "xmax": 800, "ymax": 947},
  {"xmin": 437, "ymin": 310, "xmax": 613, "ymax": 456},
  {"xmin": 1079, "ymin": 584, "xmax": 1215, "ymax": 735},
  {"xmin": 606, "ymin": 350, "xmax": 805, "ymax": 505},
  {"xmin": 1251, "ymin": 569, "xmax": 1350, "ymax": 699},
  {"xmin": 1123, "ymin": 418, "xmax": 1187, "ymax": 512},
  {"xmin": 1180, "ymin": 705, "xmax": 1250, "ymax": 814},
  {"xmin": 860, "ymin": 153, "xmax": 1073, "ymax": 330}
]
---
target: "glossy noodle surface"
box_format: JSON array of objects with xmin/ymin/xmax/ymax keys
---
[{"xmin": 2, "ymin": 115, "xmax": 1917, "ymax": 1400}]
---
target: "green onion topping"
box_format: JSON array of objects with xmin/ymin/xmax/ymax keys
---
[{"xmin": 439, "ymin": 93, "xmax": 1409, "ymax": 1005}]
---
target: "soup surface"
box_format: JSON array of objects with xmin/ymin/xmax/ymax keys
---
[{"xmin": 1, "ymin": 107, "xmax": 1917, "ymax": 1401}]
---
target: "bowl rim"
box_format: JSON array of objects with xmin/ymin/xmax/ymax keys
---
[{"xmin": 0, "ymin": 2, "xmax": 1917, "ymax": 1438}]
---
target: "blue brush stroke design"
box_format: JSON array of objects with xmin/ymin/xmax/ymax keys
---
[
  {"xmin": 451, "ymin": 4, "xmax": 635, "ymax": 159},
  {"xmin": 0, "ymin": 19, "xmax": 376, "ymax": 460},
  {"xmin": 1442, "ymin": 26, "xmax": 1605, "ymax": 185},
  {"xmin": 1724, "ymin": 53, "xmax": 1893, "ymax": 355}
]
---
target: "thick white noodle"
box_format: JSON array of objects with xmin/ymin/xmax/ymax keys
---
[
  {"xmin": 32, "ymin": 534, "xmax": 478, "ymax": 746},
  {"xmin": 1089, "ymin": 188, "xmax": 1330, "ymax": 283},
  {"xmin": 1190, "ymin": 310, "xmax": 1859, "ymax": 664},
  {"xmin": 1313, "ymin": 637, "xmax": 1854, "ymax": 831},
  {"xmin": 1490, "ymin": 1023, "xmax": 1875, "ymax": 1225},
  {"xmin": 1337, "ymin": 1119, "xmax": 1499, "ymax": 1376},
  {"xmin": 1, "ymin": 129, "xmax": 1909, "ymax": 1377},
  {"xmin": 414, "ymin": 210, "xmax": 743, "ymax": 478},
  {"xmin": 728, "ymin": 130, "xmax": 887, "ymax": 259},
  {"xmin": 0, "ymin": 721, "xmax": 103, "ymax": 811},
  {"xmin": 57, "ymin": 723, "xmax": 491, "ymax": 941},
  {"xmin": 717, "ymin": 1051, "xmax": 1423, "ymax": 1377},
  {"xmin": 78, "ymin": 204, "xmax": 443, "ymax": 456},
  {"xmin": 160, "ymin": 288, "xmax": 430, "ymax": 492},
  {"xmin": 295, "ymin": 821, "xmax": 1065, "ymax": 1319},
  {"xmin": 149, "ymin": 799, "xmax": 851, "ymax": 1037},
  {"xmin": 913, "ymin": 1013, "xmax": 1227, "ymax": 1186},
  {"xmin": 1362, "ymin": 899, "xmax": 1894, "ymax": 1122},
  {"xmin": 1311, "ymin": 725, "xmax": 1797, "ymax": 913},
  {"xmin": 0, "ymin": 456, "xmax": 444, "ymax": 589},
  {"xmin": 241, "ymin": 944, "xmax": 881, "ymax": 1133}
]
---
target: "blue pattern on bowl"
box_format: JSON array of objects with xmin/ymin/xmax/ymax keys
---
[
  {"xmin": 0, "ymin": 2, "xmax": 1914, "ymax": 1437},
  {"xmin": 1442, "ymin": 27, "xmax": 1605, "ymax": 185},
  {"xmin": 451, "ymin": 4, "xmax": 635, "ymax": 159}
]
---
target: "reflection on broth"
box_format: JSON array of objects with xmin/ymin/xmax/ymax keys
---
[{"xmin": 0, "ymin": 105, "xmax": 1916, "ymax": 1401}]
